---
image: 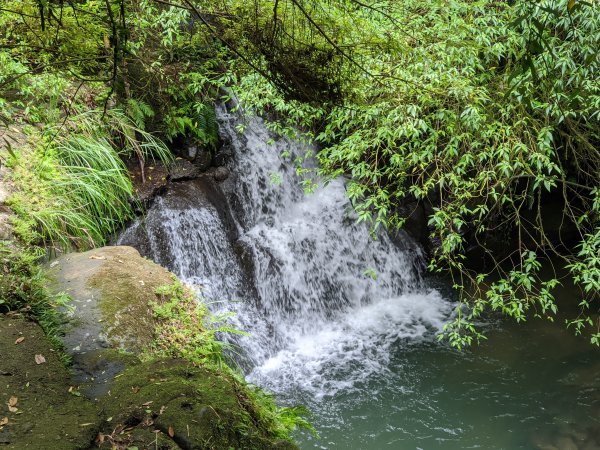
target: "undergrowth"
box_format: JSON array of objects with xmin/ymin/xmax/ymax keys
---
[
  {"xmin": 7, "ymin": 109, "xmax": 172, "ymax": 249},
  {"xmin": 0, "ymin": 243, "xmax": 71, "ymax": 364}
]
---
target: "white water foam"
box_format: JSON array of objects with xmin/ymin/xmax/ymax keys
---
[
  {"xmin": 119, "ymin": 103, "xmax": 453, "ymax": 400},
  {"xmin": 249, "ymin": 290, "xmax": 452, "ymax": 398}
]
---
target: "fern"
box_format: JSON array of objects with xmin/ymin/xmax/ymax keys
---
[{"xmin": 126, "ymin": 98, "xmax": 155, "ymax": 131}]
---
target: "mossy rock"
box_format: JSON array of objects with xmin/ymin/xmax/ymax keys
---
[
  {"xmin": 48, "ymin": 246, "xmax": 176, "ymax": 395},
  {"xmin": 97, "ymin": 359, "xmax": 297, "ymax": 450},
  {"xmin": 46, "ymin": 246, "xmax": 300, "ymax": 449}
]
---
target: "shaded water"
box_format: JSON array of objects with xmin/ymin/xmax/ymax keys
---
[
  {"xmin": 119, "ymin": 105, "xmax": 600, "ymax": 449},
  {"xmin": 274, "ymin": 298, "xmax": 600, "ymax": 449}
]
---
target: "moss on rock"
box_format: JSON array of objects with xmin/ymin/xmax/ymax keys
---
[
  {"xmin": 46, "ymin": 245, "xmax": 303, "ymax": 449},
  {"xmin": 50, "ymin": 246, "xmax": 175, "ymax": 353},
  {"xmin": 48, "ymin": 246, "xmax": 177, "ymax": 394},
  {"xmin": 96, "ymin": 359, "xmax": 297, "ymax": 450}
]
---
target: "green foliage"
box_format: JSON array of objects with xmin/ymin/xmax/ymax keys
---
[
  {"xmin": 0, "ymin": 1, "xmax": 229, "ymax": 145},
  {"xmin": 8, "ymin": 134, "xmax": 133, "ymax": 248},
  {"xmin": 151, "ymin": 278, "xmax": 246, "ymax": 369},
  {"xmin": 0, "ymin": 50, "xmax": 92, "ymax": 125},
  {"xmin": 0, "ymin": 1, "xmax": 109, "ymax": 75},
  {"xmin": 124, "ymin": 2, "xmax": 233, "ymax": 144},
  {"xmin": 7, "ymin": 108, "xmax": 171, "ymax": 249},
  {"xmin": 232, "ymin": 0, "xmax": 600, "ymax": 346},
  {"xmin": 149, "ymin": 277, "xmax": 314, "ymax": 440}
]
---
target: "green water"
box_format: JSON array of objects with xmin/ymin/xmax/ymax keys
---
[{"xmin": 281, "ymin": 286, "xmax": 600, "ymax": 449}]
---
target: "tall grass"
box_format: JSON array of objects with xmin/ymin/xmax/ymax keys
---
[
  {"xmin": 8, "ymin": 108, "xmax": 173, "ymax": 249},
  {"xmin": 67, "ymin": 109, "xmax": 173, "ymax": 171}
]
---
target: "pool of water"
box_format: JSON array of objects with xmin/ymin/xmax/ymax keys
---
[{"xmin": 256, "ymin": 285, "xmax": 600, "ymax": 450}]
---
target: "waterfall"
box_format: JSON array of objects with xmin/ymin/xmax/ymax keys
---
[{"xmin": 118, "ymin": 104, "xmax": 452, "ymax": 398}]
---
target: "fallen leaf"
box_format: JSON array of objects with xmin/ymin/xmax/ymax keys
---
[
  {"xmin": 8, "ymin": 397, "xmax": 17, "ymax": 407},
  {"xmin": 0, "ymin": 417, "xmax": 8, "ymax": 426},
  {"xmin": 159, "ymin": 405, "xmax": 166, "ymax": 415},
  {"xmin": 131, "ymin": 386, "xmax": 140, "ymax": 394},
  {"xmin": 142, "ymin": 401, "xmax": 153, "ymax": 407},
  {"xmin": 89, "ymin": 255, "xmax": 106, "ymax": 260},
  {"xmin": 79, "ymin": 423, "xmax": 94, "ymax": 427},
  {"xmin": 168, "ymin": 426, "xmax": 174, "ymax": 437},
  {"xmin": 14, "ymin": 337, "xmax": 24, "ymax": 344},
  {"xmin": 34, "ymin": 354, "xmax": 46, "ymax": 364},
  {"xmin": 68, "ymin": 386, "xmax": 82, "ymax": 397},
  {"xmin": 8, "ymin": 406, "xmax": 17, "ymax": 413}
]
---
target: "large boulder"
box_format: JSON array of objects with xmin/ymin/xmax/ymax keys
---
[
  {"xmin": 47, "ymin": 246, "xmax": 299, "ymax": 450},
  {"xmin": 96, "ymin": 359, "xmax": 297, "ymax": 450},
  {"xmin": 48, "ymin": 246, "xmax": 175, "ymax": 395}
]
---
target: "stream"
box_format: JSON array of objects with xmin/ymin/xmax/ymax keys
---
[{"xmin": 119, "ymin": 105, "xmax": 600, "ymax": 449}]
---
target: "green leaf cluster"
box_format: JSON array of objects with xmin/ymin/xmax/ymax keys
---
[{"xmin": 231, "ymin": 0, "xmax": 600, "ymax": 347}]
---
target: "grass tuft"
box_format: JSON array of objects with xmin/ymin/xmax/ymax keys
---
[{"xmin": 7, "ymin": 108, "xmax": 173, "ymax": 249}]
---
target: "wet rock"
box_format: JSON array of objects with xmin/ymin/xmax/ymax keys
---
[
  {"xmin": 172, "ymin": 139, "xmax": 213, "ymax": 170},
  {"xmin": 185, "ymin": 143, "xmax": 198, "ymax": 160},
  {"xmin": 0, "ymin": 317, "xmax": 100, "ymax": 449},
  {"xmin": 169, "ymin": 158, "xmax": 200, "ymax": 181},
  {"xmin": 98, "ymin": 359, "xmax": 298, "ymax": 450},
  {"xmin": 119, "ymin": 178, "xmax": 243, "ymax": 272},
  {"xmin": 126, "ymin": 159, "xmax": 169, "ymax": 208},
  {"xmin": 394, "ymin": 200, "xmax": 429, "ymax": 250},
  {"xmin": 47, "ymin": 246, "xmax": 176, "ymax": 395},
  {"xmin": 213, "ymin": 166, "xmax": 230, "ymax": 182},
  {"xmin": 194, "ymin": 148, "xmax": 213, "ymax": 171},
  {"xmin": 214, "ymin": 146, "xmax": 234, "ymax": 166}
]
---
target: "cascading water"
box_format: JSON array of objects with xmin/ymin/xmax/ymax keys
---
[
  {"xmin": 119, "ymin": 104, "xmax": 452, "ymax": 395},
  {"xmin": 117, "ymin": 105, "xmax": 600, "ymax": 450}
]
